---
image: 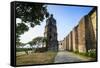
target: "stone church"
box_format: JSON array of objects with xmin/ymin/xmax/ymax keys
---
[{"xmin": 44, "ymin": 14, "xmax": 58, "ymax": 51}]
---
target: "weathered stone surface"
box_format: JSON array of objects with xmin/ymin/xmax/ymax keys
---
[
  {"xmin": 44, "ymin": 15, "xmax": 58, "ymax": 51},
  {"xmin": 77, "ymin": 17, "xmax": 86, "ymax": 53},
  {"xmin": 75, "ymin": 25, "xmax": 79, "ymax": 51},
  {"xmin": 59, "ymin": 41, "xmax": 64, "ymax": 51},
  {"xmin": 77, "ymin": 9, "xmax": 97, "ymax": 53},
  {"xmin": 70, "ymin": 31, "xmax": 73, "ymax": 51},
  {"xmin": 58, "ymin": 8, "xmax": 97, "ymax": 53},
  {"xmin": 72, "ymin": 27, "xmax": 78, "ymax": 52},
  {"xmin": 72, "ymin": 28, "xmax": 75, "ymax": 51},
  {"xmin": 68, "ymin": 32, "xmax": 73, "ymax": 51},
  {"xmin": 88, "ymin": 7, "xmax": 97, "ymax": 49},
  {"xmin": 64, "ymin": 38, "xmax": 67, "ymax": 50},
  {"xmin": 66, "ymin": 35, "xmax": 69, "ymax": 50}
]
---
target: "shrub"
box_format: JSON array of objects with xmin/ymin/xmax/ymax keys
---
[
  {"xmin": 87, "ymin": 49, "xmax": 96, "ymax": 58},
  {"xmin": 74, "ymin": 50, "xmax": 79, "ymax": 54},
  {"xmin": 74, "ymin": 49, "xmax": 96, "ymax": 58}
]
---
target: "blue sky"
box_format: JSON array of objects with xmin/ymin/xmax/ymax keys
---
[{"xmin": 19, "ymin": 5, "xmax": 93, "ymax": 43}]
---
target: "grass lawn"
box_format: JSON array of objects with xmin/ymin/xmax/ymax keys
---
[
  {"xmin": 16, "ymin": 51, "xmax": 57, "ymax": 65},
  {"xmin": 72, "ymin": 51, "xmax": 96, "ymax": 61}
]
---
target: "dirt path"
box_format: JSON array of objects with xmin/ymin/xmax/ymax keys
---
[{"xmin": 54, "ymin": 51, "xmax": 93, "ymax": 63}]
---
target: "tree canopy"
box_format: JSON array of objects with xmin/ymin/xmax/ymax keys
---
[
  {"xmin": 16, "ymin": 2, "xmax": 49, "ymax": 43},
  {"xmin": 27, "ymin": 37, "xmax": 47, "ymax": 48},
  {"xmin": 16, "ymin": 41, "xmax": 25, "ymax": 48}
]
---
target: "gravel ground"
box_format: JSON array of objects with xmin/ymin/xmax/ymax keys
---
[{"xmin": 54, "ymin": 51, "xmax": 93, "ymax": 63}]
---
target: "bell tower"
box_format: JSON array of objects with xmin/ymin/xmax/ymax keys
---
[{"xmin": 44, "ymin": 14, "xmax": 58, "ymax": 51}]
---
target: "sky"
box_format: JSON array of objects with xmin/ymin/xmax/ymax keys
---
[{"xmin": 18, "ymin": 4, "xmax": 93, "ymax": 43}]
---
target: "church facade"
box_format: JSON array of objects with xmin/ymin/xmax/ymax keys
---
[{"xmin": 44, "ymin": 14, "xmax": 58, "ymax": 51}]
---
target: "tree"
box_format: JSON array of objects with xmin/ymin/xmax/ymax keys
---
[
  {"xmin": 28, "ymin": 37, "xmax": 48, "ymax": 52},
  {"xmin": 16, "ymin": 41, "xmax": 29, "ymax": 55},
  {"xmin": 28, "ymin": 40, "xmax": 36, "ymax": 52},
  {"xmin": 16, "ymin": 2, "xmax": 49, "ymax": 42},
  {"xmin": 16, "ymin": 22, "xmax": 29, "ymax": 43},
  {"xmin": 16, "ymin": 41, "xmax": 26, "ymax": 48},
  {"xmin": 28, "ymin": 37, "xmax": 47, "ymax": 48},
  {"xmin": 32, "ymin": 37, "xmax": 43, "ymax": 48}
]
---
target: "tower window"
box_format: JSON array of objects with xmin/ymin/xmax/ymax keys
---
[
  {"xmin": 49, "ymin": 35, "xmax": 52, "ymax": 41},
  {"xmin": 49, "ymin": 28, "xmax": 52, "ymax": 32}
]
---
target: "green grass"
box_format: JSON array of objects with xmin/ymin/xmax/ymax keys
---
[
  {"xmin": 73, "ymin": 49, "xmax": 96, "ymax": 58},
  {"xmin": 16, "ymin": 48, "xmax": 32, "ymax": 52},
  {"xmin": 16, "ymin": 51, "xmax": 57, "ymax": 65}
]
